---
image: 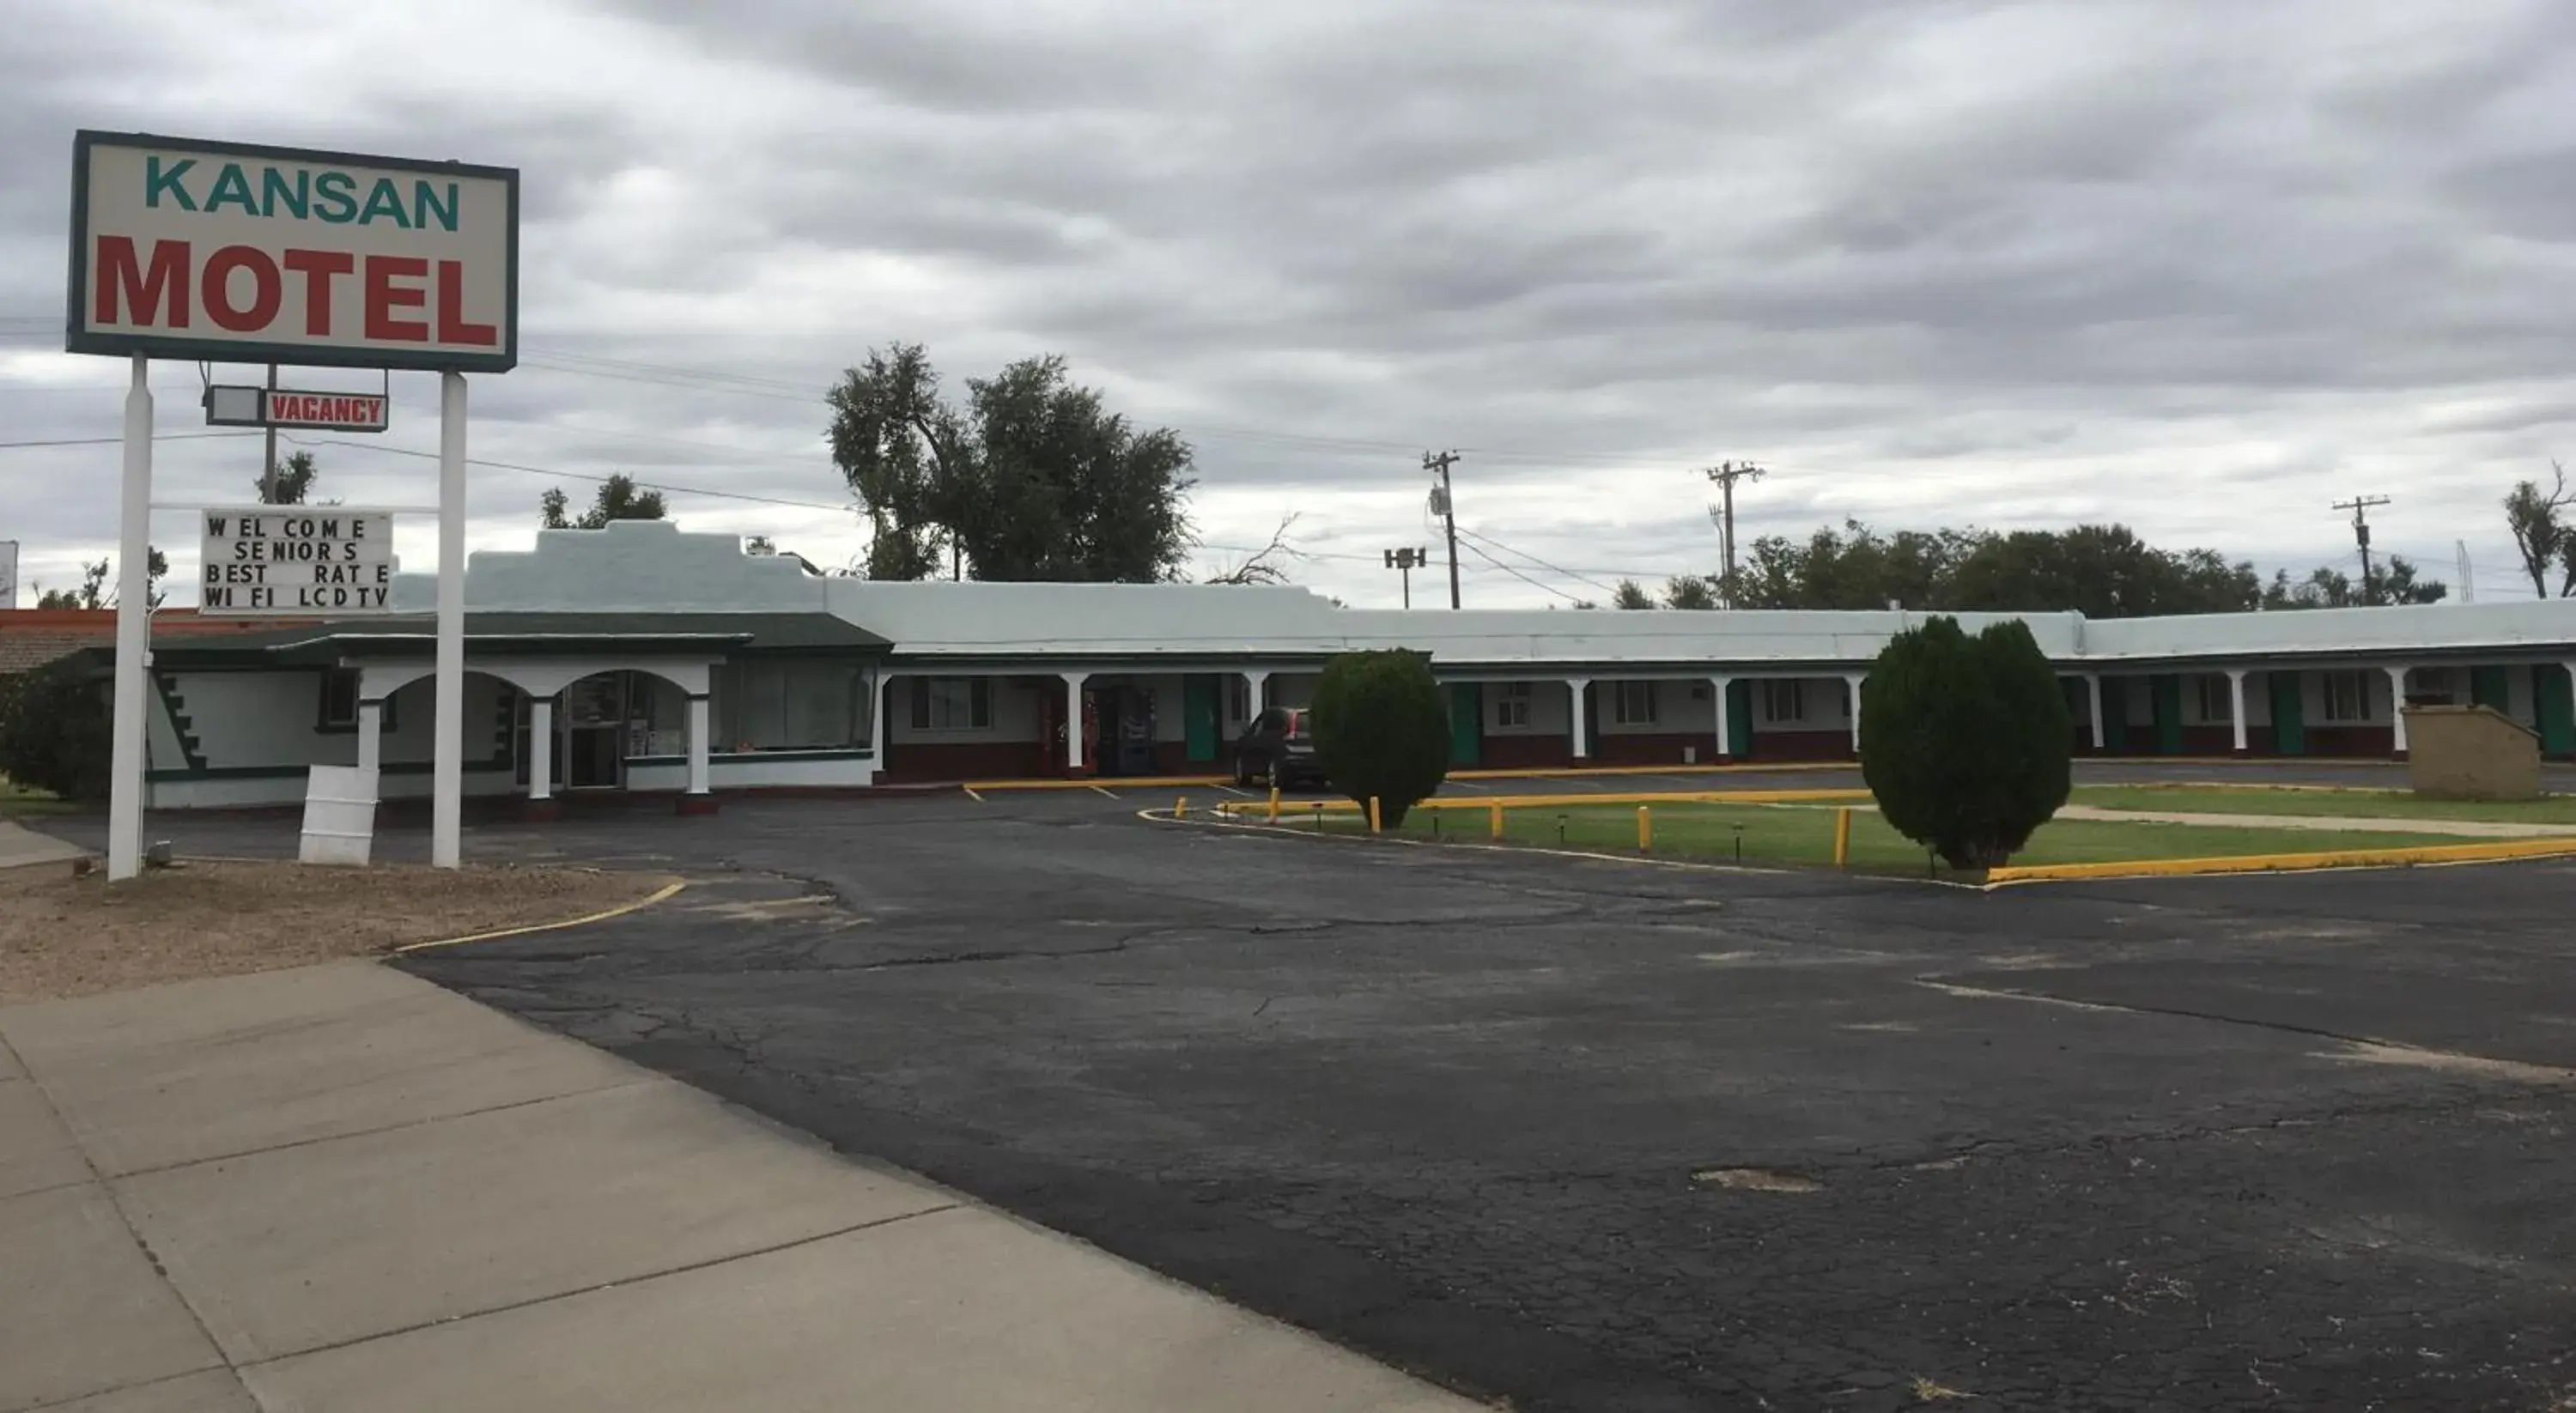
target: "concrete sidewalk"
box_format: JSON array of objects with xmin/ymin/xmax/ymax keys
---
[
  {"xmin": 0, "ymin": 961, "xmax": 1484, "ymax": 1412},
  {"xmin": 0, "ymin": 820, "xmax": 87, "ymax": 871}
]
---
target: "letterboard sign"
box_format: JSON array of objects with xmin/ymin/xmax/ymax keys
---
[{"xmin": 199, "ymin": 507, "xmax": 396, "ymax": 614}]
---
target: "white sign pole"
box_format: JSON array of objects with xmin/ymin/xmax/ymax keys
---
[
  {"xmin": 107, "ymin": 354, "xmax": 154, "ymax": 881},
  {"xmin": 433, "ymin": 371, "xmax": 467, "ymax": 869}
]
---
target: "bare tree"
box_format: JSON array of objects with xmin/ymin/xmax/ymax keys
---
[
  {"xmin": 1202, "ymin": 513, "xmax": 1305, "ymax": 585},
  {"xmin": 2503, "ymin": 461, "xmax": 2573, "ymax": 597}
]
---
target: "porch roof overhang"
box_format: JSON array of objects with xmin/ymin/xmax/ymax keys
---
[{"xmin": 140, "ymin": 611, "xmax": 890, "ymax": 668}]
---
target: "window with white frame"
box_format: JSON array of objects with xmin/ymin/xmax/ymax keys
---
[
  {"xmin": 911, "ymin": 676, "xmax": 993, "ymax": 731},
  {"xmin": 2196, "ymin": 675, "xmax": 2234, "ymax": 724},
  {"xmin": 2320, "ymin": 670, "xmax": 2370, "ymax": 723},
  {"xmin": 1761, "ymin": 679, "xmax": 1805, "ymax": 724},
  {"xmin": 1494, "ymin": 682, "xmax": 1532, "ymax": 728},
  {"xmin": 1613, "ymin": 681, "xmax": 1658, "ymax": 725}
]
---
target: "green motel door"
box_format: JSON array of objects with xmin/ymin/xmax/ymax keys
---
[
  {"xmin": 1182, "ymin": 676, "xmax": 1221, "ymax": 765},
  {"xmin": 1448, "ymin": 682, "xmax": 1483, "ymax": 767}
]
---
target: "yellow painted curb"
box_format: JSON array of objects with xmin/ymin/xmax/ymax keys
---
[
  {"xmin": 1217, "ymin": 788, "xmax": 1871, "ymax": 816},
  {"xmin": 962, "ymin": 774, "xmax": 1225, "ymax": 791},
  {"xmin": 1984, "ymin": 836, "xmax": 2576, "ymax": 885},
  {"xmin": 1448, "ymin": 761, "xmax": 1857, "ymax": 780},
  {"xmin": 392, "ymin": 878, "xmax": 687, "ymax": 954}
]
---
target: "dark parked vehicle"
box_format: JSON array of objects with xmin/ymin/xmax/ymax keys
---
[{"xmin": 1234, "ymin": 707, "xmax": 1326, "ymax": 789}]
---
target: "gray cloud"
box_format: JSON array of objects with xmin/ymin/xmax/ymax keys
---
[{"xmin": 3, "ymin": 0, "xmax": 2573, "ymax": 609}]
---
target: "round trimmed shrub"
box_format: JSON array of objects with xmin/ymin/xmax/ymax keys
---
[
  {"xmin": 1309, "ymin": 649, "xmax": 1450, "ymax": 828},
  {"xmin": 1859, "ymin": 616, "xmax": 2072, "ymax": 870},
  {"xmin": 0, "ymin": 658, "xmax": 112, "ymax": 802}
]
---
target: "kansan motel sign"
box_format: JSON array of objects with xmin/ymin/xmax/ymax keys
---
[{"xmin": 67, "ymin": 130, "xmax": 519, "ymax": 879}]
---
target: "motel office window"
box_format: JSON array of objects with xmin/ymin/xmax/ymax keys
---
[
  {"xmin": 1613, "ymin": 681, "xmax": 1658, "ymax": 726},
  {"xmin": 912, "ymin": 677, "xmax": 993, "ymax": 731},
  {"xmin": 1494, "ymin": 682, "xmax": 1532, "ymax": 728},
  {"xmin": 1761, "ymin": 679, "xmax": 1804, "ymax": 724},
  {"xmin": 2321, "ymin": 671, "xmax": 2371, "ymax": 723},
  {"xmin": 714, "ymin": 659, "xmax": 873, "ymax": 750}
]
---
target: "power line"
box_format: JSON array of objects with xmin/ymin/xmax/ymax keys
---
[
  {"xmin": 0, "ymin": 431, "xmax": 261, "ymax": 451},
  {"xmin": 1457, "ymin": 537, "xmax": 1586, "ymax": 603},
  {"xmin": 1453, "ymin": 525, "xmax": 1622, "ymax": 594}
]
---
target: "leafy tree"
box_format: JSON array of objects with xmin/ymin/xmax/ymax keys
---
[
  {"xmin": 1860, "ymin": 616, "xmax": 2072, "ymax": 870},
  {"xmin": 2503, "ymin": 464, "xmax": 2573, "ymax": 597},
  {"xmin": 257, "ymin": 450, "xmax": 321, "ymax": 505},
  {"xmin": 1611, "ymin": 579, "xmax": 1656, "ymax": 609},
  {"xmin": 1308, "ymin": 650, "xmax": 1450, "ymax": 828},
  {"xmin": 1947, "ymin": 525, "xmax": 2257, "ymax": 617},
  {"xmin": 33, "ymin": 550, "xmax": 167, "ymax": 609},
  {"xmin": 744, "ymin": 535, "xmax": 776, "ymax": 555},
  {"xmin": 541, "ymin": 475, "xmax": 667, "ymax": 531},
  {"xmin": 0, "ymin": 658, "xmax": 111, "ymax": 800},
  {"xmin": 1722, "ymin": 520, "xmax": 2257, "ymax": 616},
  {"xmin": 1662, "ymin": 575, "xmax": 1719, "ymax": 610},
  {"xmin": 828, "ymin": 343, "xmax": 1195, "ymax": 582},
  {"xmin": 2260, "ymin": 556, "xmax": 2447, "ymax": 609}
]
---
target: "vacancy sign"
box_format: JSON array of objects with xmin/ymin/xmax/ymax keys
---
[
  {"xmin": 68, "ymin": 131, "xmax": 518, "ymax": 373},
  {"xmin": 204, "ymin": 385, "xmax": 391, "ymax": 431},
  {"xmin": 200, "ymin": 508, "xmax": 397, "ymax": 614}
]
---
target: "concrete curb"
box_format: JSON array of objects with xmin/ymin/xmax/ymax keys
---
[
  {"xmin": 1212, "ymin": 788, "xmax": 1872, "ymax": 817},
  {"xmin": 392, "ymin": 877, "xmax": 688, "ymax": 955},
  {"xmin": 1984, "ymin": 836, "xmax": 2576, "ymax": 886},
  {"xmin": 1142, "ymin": 807, "xmax": 1986, "ymax": 890}
]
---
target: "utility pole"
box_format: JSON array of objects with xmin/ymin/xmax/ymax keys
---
[
  {"xmin": 2333, "ymin": 494, "xmax": 2391, "ymax": 604},
  {"xmin": 1424, "ymin": 450, "xmax": 1461, "ymax": 609},
  {"xmin": 1383, "ymin": 546, "xmax": 1429, "ymax": 609},
  {"xmin": 1702, "ymin": 461, "xmax": 1766, "ymax": 606},
  {"xmin": 259, "ymin": 362, "xmax": 278, "ymax": 504}
]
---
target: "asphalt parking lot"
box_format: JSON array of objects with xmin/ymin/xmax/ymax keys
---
[{"xmin": 39, "ymin": 772, "xmax": 2576, "ymax": 1410}]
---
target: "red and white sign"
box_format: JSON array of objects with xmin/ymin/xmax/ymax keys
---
[
  {"xmin": 68, "ymin": 131, "xmax": 518, "ymax": 373},
  {"xmin": 265, "ymin": 388, "xmax": 389, "ymax": 430},
  {"xmin": 204, "ymin": 384, "xmax": 392, "ymax": 431}
]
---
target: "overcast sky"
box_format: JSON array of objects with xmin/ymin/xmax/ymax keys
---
[{"xmin": 5, "ymin": 0, "xmax": 2573, "ymax": 609}]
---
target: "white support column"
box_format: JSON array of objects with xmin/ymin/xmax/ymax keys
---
[
  {"xmin": 526, "ymin": 697, "xmax": 552, "ymax": 801},
  {"xmin": 107, "ymin": 355, "xmax": 154, "ymax": 882},
  {"xmin": 1244, "ymin": 668, "xmax": 1270, "ymax": 718},
  {"xmin": 432, "ymin": 372, "xmax": 467, "ymax": 870},
  {"xmin": 1711, "ymin": 676, "xmax": 1732, "ymax": 761},
  {"xmin": 1567, "ymin": 677, "xmax": 1591, "ymax": 760},
  {"xmin": 686, "ymin": 695, "xmax": 712, "ymax": 796},
  {"xmin": 1845, "ymin": 674, "xmax": 1866, "ymax": 754},
  {"xmin": 2385, "ymin": 664, "xmax": 2412, "ymax": 755},
  {"xmin": 358, "ymin": 700, "xmax": 385, "ymax": 775},
  {"xmin": 869, "ymin": 674, "xmax": 890, "ymax": 761},
  {"xmin": 2085, "ymin": 674, "xmax": 2105, "ymax": 752},
  {"xmin": 2226, "ymin": 670, "xmax": 2249, "ymax": 755},
  {"xmin": 1064, "ymin": 671, "xmax": 1091, "ymax": 772}
]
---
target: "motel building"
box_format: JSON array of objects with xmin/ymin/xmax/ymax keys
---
[{"xmin": 85, "ymin": 520, "xmax": 2576, "ymax": 812}]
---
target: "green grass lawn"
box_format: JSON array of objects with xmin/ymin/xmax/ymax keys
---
[
  {"xmin": 1289, "ymin": 801, "xmax": 2472, "ymax": 876},
  {"xmin": 2070, "ymin": 784, "xmax": 2576, "ymax": 824},
  {"xmin": 0, "ymin": 777, "xmax": 76, "ymax": 817}
]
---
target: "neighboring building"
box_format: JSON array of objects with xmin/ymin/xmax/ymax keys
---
[
  {"xmin": 0, "ymin": 608, "xmax": 320, "ymax": 678},
  {"xmin": 84, "ymin": 520, "xmax": 2576, "ymax": 810}
]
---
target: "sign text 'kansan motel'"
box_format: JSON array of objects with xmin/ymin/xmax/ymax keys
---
[{"xmin": 66, "ymin": 132, "xmax": 518, "ymax": 373}]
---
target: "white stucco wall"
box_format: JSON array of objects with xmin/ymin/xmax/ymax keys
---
[
  {"xmin": 1595, "ymin": 679, "xmax": 1722, "ymax": 734},
  {"xmin": 1484, "ymin": 681, "xmax": 1571, "ymax": 737},
  {"xmin": 883, "ymin": 672, "xmax": 1045, "ymax": 744}
]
